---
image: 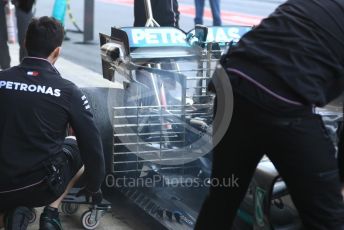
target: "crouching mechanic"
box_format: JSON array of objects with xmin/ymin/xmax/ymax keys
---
[{"xmin": 0, "ymin": 16, "xmax": 105, "ymax": 230}]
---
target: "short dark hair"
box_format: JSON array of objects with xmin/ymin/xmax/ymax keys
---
[{"xmin": 25, "ymin": 16, "xmax": 64, "ymax": 58}]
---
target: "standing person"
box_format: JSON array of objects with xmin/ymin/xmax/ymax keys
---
[
  {"xmin": 0, "ymin": 17, "xmax": 105, "ymax": 230},
  {"xmin": 0, "ymin": 0, "xmax": 10, "ymax": 69},
  {"xmin": 338, "ymin": 124, "xmax": 344, "ymax": 196},
  {"xmin": 195, "ymin": 0, "xmax": 344, "ymax": 229},
  {"xmin": 134, "ymin": 0, "xmax": 180, "ymax": 27},
  {"xmin": 194, "ymin": 0, "xmax": 221, "ymax": 26},
  {"xmin": 0, "ymin": 0, "xmax": 34, "ymax": 70}
]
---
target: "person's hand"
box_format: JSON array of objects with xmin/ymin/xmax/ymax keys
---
[{"xmin": 76, "ymin": 187, "xmax": 103, "ymax": 205}]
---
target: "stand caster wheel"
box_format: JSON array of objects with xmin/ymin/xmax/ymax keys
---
[
  {"xmin": 61, "ymin": 203, "xmax": 80, "ymax": 215},
  {"xmin": 29, "ymin": 209, "xmax": 37, "ymax": 224},
  {"xmin": 81, "ymin": 210, "xmax": 100, "ymax": 230}
]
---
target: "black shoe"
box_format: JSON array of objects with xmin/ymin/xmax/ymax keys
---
[
  {"xmin": 4, "ymin": 206, "xmax": 32, "ymax": 230},
  {"xmin": 39, "ymin": 206, "xmax": 63, "ymax": 230}
]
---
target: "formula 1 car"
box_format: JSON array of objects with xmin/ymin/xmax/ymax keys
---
[
  {"xmin": 96, "ymin": 22, "xmax": 344, "ymax": 230},
  {"xmin": 97, "ymin": 24, "xmax": 246, "ymax": 230}
]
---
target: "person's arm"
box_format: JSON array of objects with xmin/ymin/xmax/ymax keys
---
[{"xmin": 68, "ymin": 85, "xmax": 105, "ymax": 192}]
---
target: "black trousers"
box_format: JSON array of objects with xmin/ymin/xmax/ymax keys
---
[
  {"xmin": 195, "ymin": 91, "xmax": 344, "ymax": 230},
  {"xmin": 134, "ymin": 0, "xmax": 180, "ymax": 27},
  {"xmin": 338, "ymin": 106, "xmax": 344, "ymax": 183},
  {"xmin": 0, "ymin": 1, "xmax": 32, "ymax": 69},
  {"xmin": 0, "ymin": 138, "xmax": 83, "ymax": 212}
]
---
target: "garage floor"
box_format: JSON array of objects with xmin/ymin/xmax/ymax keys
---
[
  {"xmin": 27, "ymin": 188, "xmax": 167, "ymax": 230},
  {"xmin": 29, "ymin": 206, "xmax": 133, "ymax": 230}
]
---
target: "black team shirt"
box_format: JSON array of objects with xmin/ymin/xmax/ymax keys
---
[
  {"xmin": 0, "ymin": 57, "xmax": 105, "ymax": 192},
  {"xmin": 226, "ymin": 0, "xmax": 344, "ymax": 107}
]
